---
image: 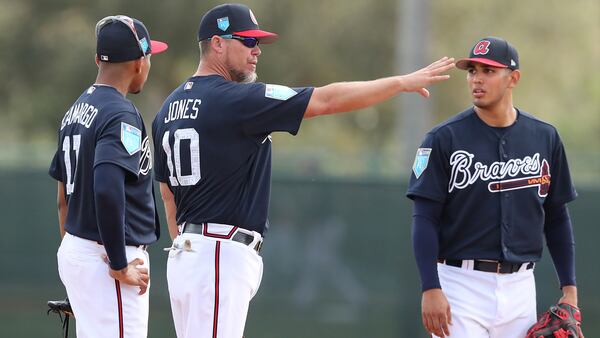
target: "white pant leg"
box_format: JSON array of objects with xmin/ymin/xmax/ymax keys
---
[
  {"xmin": 434, "ymin": 263, "xmax": 495, "ymax": 338},
  {"xmin": 167, "ymin": 234, "xmax": 263, "ymax": 338},
  {"xmin": 57, "ymin": 233, "xmax": 150, "ymax": 338},
  {"xmin": 490, "ymin": 270, "xmax": 537, "ymax": 338}
]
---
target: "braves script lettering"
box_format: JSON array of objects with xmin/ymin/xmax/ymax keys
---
[{"xmin": 449, "ymin": 150, "xmax": 544, "ymax": 193}]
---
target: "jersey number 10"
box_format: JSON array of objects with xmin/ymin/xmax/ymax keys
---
[{"xmin": 161, "ymin": 128, "xmax": 201, "ymax": 186}]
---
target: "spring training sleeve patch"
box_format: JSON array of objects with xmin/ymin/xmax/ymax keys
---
[
  {"xmin": 120, "ymin": 122, "xmax": 142, "ymax": 155},
  {"xmin": 264, "ymin": 84, "xmax": 298, "ymax": 101},
  {"xmin": 412, "ymin": 148, "xmax": 432, "ymax": 179}
]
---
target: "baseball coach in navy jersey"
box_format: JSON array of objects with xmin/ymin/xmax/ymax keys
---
[
  {"xmin": 407, "ymin": 37, "xmax": 580, "ymax": 338},
  {"xmin": 153, "ymin": 3, "xmax": 455, "ymax": 338},
  {"xmin": 49, "ymin": 15, "xmax": 167, "ymax": 338}
]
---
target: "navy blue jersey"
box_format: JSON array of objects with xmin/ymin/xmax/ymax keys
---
[
  {"xmin": 407, "ymin": 108, "xmax": 577, "ymax": 262},
  {"xmin": 152, "ymin": 75, "xmax": 313, "ymax": 235},
  {"xmin": 49, "ymin": 85, "xmax": 159, "ymax": 245}
]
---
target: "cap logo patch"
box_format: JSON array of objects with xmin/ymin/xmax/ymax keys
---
[
  {"xmin": 473, "ymin": 40, "xmax": 491, "ymax": 55},
  {"xmin": 412, "ymin": 148, "xmax": 432, "ymax": 179},
  {"xmin": 140, "ymin": 37, "xmax": 149, "ymax": 54},
  {"xmin": 510, "ymin": 59, "xmax": 517, "ymax": 67},
  {"xmin": 100, "ymin": 55, "xmax": 109, "ymax": 61},
  {"xmin": 249, "ymin": 9, "xmax": 258, "ymax": 25},
  {"xmin": 121, "ymin": 122, "xmax": 142, "ymax": 155},
  {"xmin": 217, "ymin": 17, "xmax": 230, "ymax": 31}
]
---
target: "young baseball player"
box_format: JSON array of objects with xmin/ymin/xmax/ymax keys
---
[
  {"xmin": 407, "ymin": 37, "xmax": 579, "ymax": 338},
  {"xmin": 49, "ymin": 15, "xmax": 167, "ymax": 338},
  {"xmin": 153, "ymin": 3, "xmax": 454, "ymax": 338}
]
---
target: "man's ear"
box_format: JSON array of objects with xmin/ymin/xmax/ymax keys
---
[
  {"xmin": 210, "ymin": 35, "xmax": 225, "ymax": 54},
  {"xmin": 509, "ymin": 69, "xmax": 521, "ymax": 88},
  {"xmin": 133, "ymin": 58, "xmax": 144, "ymax": 74}
]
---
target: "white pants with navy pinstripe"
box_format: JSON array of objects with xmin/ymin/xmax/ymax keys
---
[
  {"xmin": 433, "ymin": 262, "xmax": 537, "ymax": 338},
  {"xmin": 167, "ymin": 232, "xmax": 263, "ymax": 338},
  {"xmin": 57, "ymin": 233, "xmax": 150, "ymax": 338}
]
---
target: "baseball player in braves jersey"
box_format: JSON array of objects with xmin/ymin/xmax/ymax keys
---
[
  {"xmin": 407, "ymin": 37, "xmax": 579, "ymax": 337},
  {"xmin": 48, "ymin": 16, "xmax": 167, "ymax": 338},
  {"xmin": 152, "ymin": 3, "xmax": 454, "ymax": 338}
]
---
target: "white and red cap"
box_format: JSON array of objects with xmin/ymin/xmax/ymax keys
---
[{"xmin": 197, "ymin": 3, "xmax": 278, "ymax": 44}]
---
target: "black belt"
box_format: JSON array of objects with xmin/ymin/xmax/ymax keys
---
[
  {"xmin": 183, "ymin": 223, "xmax": 263, "ymax": 253},
  {"xmin": 438, "ymin": 259, "xmax": 534, "ymax": 274},
  {"xmin": 96, "ymin": 241, "xmax": 147, "ymax": 251}
]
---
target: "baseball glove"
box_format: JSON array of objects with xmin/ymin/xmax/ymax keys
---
[
  {"xmin": 526, "ymin": 303, "xmax": 583, "ymax": 338},
  {"xmin": 47, "ymin": 297, "xmax": 73, "ymax": 338}
]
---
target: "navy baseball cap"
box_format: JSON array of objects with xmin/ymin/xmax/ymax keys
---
[
  {"xmin": 96, "ymin": 15, "xmax": 168, "ymax": 63},
  {"xmin": 198, "ymin": 3, "xmax": 278, "ymax": 44},
  {"xmin": 456, "ymin": 37, "xmax": 519, "ymax": 70}
]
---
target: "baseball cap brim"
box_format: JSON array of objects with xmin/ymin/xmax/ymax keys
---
[
  {"xmin": 456, "ymin": 57, "xmax": 507, "ymax": 70},
  {"xmin": 234, "ymin": 29, "xmax": 278, "ymax": 44},
  {"xmin": 150, "ymin": 40, "xmax": 168, "ymax": 55}
]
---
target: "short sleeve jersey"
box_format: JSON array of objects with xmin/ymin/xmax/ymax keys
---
[
  {"xmin": 152, "ymin": 76, "xmax": 314, "ymax": 235},
  {"xmin": 49, "ymin": 85, "xmax": 159, "ymax": 245},
  {"xmin": 407, "ymin": 108, "xmax": 577, "ymax": 262}
]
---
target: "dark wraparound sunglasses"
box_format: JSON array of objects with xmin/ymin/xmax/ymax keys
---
[{"xmin": 210, "ymin": 34, "xmax": 260, "ymax": 48}]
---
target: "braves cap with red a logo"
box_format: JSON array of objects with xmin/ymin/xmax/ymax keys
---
[
  {"xmin": 197, "ymin": 3, "xmax": 278, "ymax": 43},
  {"xmin": 456, "ymin": 36, "xmax": 519, "ymax": 70},
  {"xmin": 96, "ymin": 15, "xmax": 168, "ymax": 63}
]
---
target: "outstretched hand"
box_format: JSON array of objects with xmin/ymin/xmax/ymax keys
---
[
  {"xmin": 401, "ymin": 57, "xmax": 455, "ymax": 97},
  {"xmin": 107, "ymin": 257, "xmax": 149, "ymax": 295}
]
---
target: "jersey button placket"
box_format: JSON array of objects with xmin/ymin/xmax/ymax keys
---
[
  {"xmin": 499, "ymin": 138, "xmax": 508, "ymax": 159},
  {"xmin": 499, "ymin": 137, "xmax": 509, "ymax": 259}
]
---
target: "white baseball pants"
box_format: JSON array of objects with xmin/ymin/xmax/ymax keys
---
[
  {"xmin": 167, "ymin": 231, "xmax": 263, "ymax": 338},
  {"xmin": 57, "ymin": 232, "xmax": 150, "ymax": 338},
  {"xmin": 433, "ymin": 262, "xmax": 537, "ymax": 338}
]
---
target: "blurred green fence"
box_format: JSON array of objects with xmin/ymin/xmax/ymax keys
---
[{"xmin": 0, "ymin": 170, "xmax": 598, "ymax": 337}]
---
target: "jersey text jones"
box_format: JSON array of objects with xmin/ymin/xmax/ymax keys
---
[{"xmin": 164, "ymin": 99, "xmax": 201, "ymax": 124}]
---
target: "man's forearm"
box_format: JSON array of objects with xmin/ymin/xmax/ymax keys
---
[
  {"xmin": 545, "ymin": 204, "xmax": 576, "ymax": 287},
  {"xmin": 160, "ymin": 182, "xmax": 179, "ymax": 240},
  {"xmin": 57, "ymin": 181, "xmax": 67, "ymax": 239},
  {"xmin": 94, "ymin": 163, "xmax": 128, "ymax": 271},
  {"xmin": 304, "ymin": 57, "xmax": 454, "ymax": 118},
  {"xmin": 412, "ymin": 197, "xmax": 445, "ymax": 291}
]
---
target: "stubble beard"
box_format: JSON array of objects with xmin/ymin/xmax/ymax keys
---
[
  {"xmin": 230, "ymin": 68, "xmax": 257, "ymax": 83},
  {"xmin": 225, "ymin": 58, "xmax": 257, "ymax": 83}
]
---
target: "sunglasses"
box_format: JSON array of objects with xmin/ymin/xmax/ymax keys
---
[
  {"xmin": 96, "ymin": 15, "xmax": 149, "ymax": 57},
  {"xmin": 211, "ymin": 34, "xmax": 260, "ymax": 48}
]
